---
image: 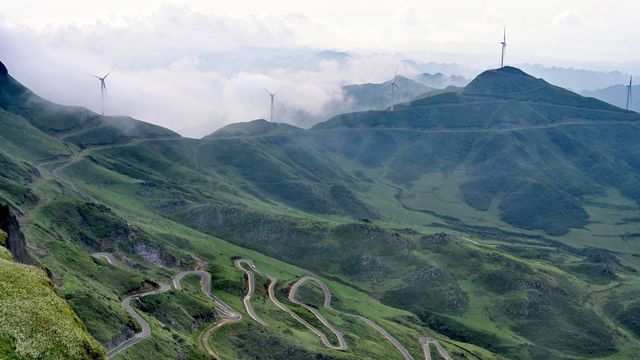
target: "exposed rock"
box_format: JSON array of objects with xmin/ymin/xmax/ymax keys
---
[
  {"xmin": 506, "ymin": 290, "xmax": 551, "ymax": 318},
  {"xmin": 134, "ymin": 242, "xmax": 181, "ymax": 267},
  {"xmin": 0, "ymin": 204, "xmax": 29, "ymax": 263},
  {"xmin": 421, "ymin": 232, "xmax": 453, "ymax": 250},
  {"xmin": 404, "ymin": 266, "xmax": 450, "ymax": 287},
  {"xmin": 445, "ymin": 287, "xmax": 469, "ymax": 312}
]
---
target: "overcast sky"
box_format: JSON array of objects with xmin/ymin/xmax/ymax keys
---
[{"xmin": 1, "ymin": 0, "xmax": 639, "ymax": 137}]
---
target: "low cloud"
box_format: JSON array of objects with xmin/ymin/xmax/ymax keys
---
[{"xmin": 0, "ymin": 5, "xmax": 421, "ymax": 137}]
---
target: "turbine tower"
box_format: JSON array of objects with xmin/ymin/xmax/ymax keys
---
[
  {"xmin": 263, "ymin": 88, "xmax": 277, "ymax": 122},
  {"xmin": 87, "ymin": 66, "xmax": 116, "ymax": 116},
  {"xmin": 390, "ymin": 68, "xmax": 400, "ymax": 111},
  {"xmin": 627, "ymin": 76, "xmax": 633, "ymax": 110},
  {"xmin": 500, "ymin": 28, "xmax": 507, "ymax": 68}
]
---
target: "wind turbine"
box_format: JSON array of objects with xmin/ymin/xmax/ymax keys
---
[
  {"xmin": 390, "ymin": 68, "xmax": 401, "ymax": 111},
  {"xmin": 87, "ymin": 66, "xmax": 116, "ymax": 116},
  {"xmin": 627, "ymin": 76, "xmax": 633, "ymax": 110},
  {"xmin": 500, "ymin": 28, "xmax": 507, "ymax": 68},
  {"xmin": 263, "ymin": 88, "xmax": 277, "ymax": 122}
]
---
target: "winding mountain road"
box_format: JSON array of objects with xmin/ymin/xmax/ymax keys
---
[
  {"xmin": 107, "ymin": 284, "xmax": 172, "ymax": 358},
  {"xmin": 91, "ymin": 252, "xmax": 118, "ymax": 265},
  {"xmin": 288, "ymin": 275, "xmax": 453, "ymax": 360},
  {"xmin": 420, "ymin": 337, "xmax": 453, "ymax": 360},
  {"xmin": 173, "ymin": 270, "xmax": 241, "ymax": 320},
  {"xmin": 234, "ymin": 259, "xmax": 267, "ymax": 325},
  {"xmin": 94, "ymin": 252, "xmax": 241, "ymax": 359},
  {"xmin": 287, "ymin": 276, "xmax": 347, "ymax": 350},
  {"xmin": 236, "ymin": 259, "xmax": 348, "ymax": 351}
]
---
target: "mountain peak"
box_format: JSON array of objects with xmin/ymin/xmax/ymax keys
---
[
  {"xmin": 463, "ymin": 66, "xmax": 543, "ymax": 96},
  {"xmin": 205, "ymin": 119, "xmax": 302, "ymax": 139}
]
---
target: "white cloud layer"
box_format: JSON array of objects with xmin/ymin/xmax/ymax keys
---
[{"xmin": 1, "ymin": 1, "xmax": 639, "ymax": 137}]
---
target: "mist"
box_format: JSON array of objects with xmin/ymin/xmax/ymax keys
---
[
  {"xmin": 2, "ymin": 3, "xmax": 639, "ymax": 137},
  {"xmin": 0, "ymin": 6, "xmax": 430, "ymax": 137}
]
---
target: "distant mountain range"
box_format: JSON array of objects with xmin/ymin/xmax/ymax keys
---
[{"xmin": 582, "ymin": 84, "xmax": 640, "ymax": 112}]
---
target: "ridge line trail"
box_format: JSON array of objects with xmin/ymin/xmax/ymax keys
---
[
  {"xmin": 91, "ymin": 252, "xmax": 241, "ymax": 359},
  {"xmin": 202, "ymin": 120, "xmax": 640, "ymax": 141},
  {"xmin": 40, "ymin": 137, "xmax": 184, "ymax": 200}
]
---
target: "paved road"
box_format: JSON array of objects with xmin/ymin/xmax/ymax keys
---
[
  {"xmin": 91, "ymin": 252, "xmax": 118, "ymax": 265},
  {"xmin": 199, "ymin": 317, "xmax": 240, "ymax": 359},
  {"xmin": 100, "ymin": 254, "xmax": 241, "ymax": 358},
  {"xmin": 107, "ymin": 284, "xmax": 172, "ymax": 358},
  {"xmin": 288, "ymin": 276, "xmax": 347, "ymax": 351},
  {"xmin": 237, "ymin": 260, "xmax": 346, "ymax": 351},
  {"xmin": 420, "ymin": 337, "xmax": 453, "ymax": 360},
  {"xmin": 288, "ymin": 276, "xmax": 454, "ymax": 360},
  {"xmin": 289, "ymin": 276, "xmax": 412, "ymax": 359},
  {"xmin": 234, "ymin": 259, "xmax": 267, "ymax": 325},
  {"xmin": 173, "ymin": 270, "xmax": 241, "ymax": 320}
]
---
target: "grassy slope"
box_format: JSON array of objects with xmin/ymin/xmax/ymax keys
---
[
  {"xmin": 61, "ymin": 135, "xmax": 640, "ymax": 359},
  {"xmin": 2, "ymin": 65, "xmax": 640, "ymax": 359},
  {"xmin": 0, "ymin": 257, "xmax": 106, "ymax": 359}
]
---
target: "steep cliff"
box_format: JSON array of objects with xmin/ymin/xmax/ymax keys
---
[{"xmin": 0, "ymin": 205, "xmax": 28, "ymax": 263}]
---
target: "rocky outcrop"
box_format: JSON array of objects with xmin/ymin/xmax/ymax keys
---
[{"xmin": 0, "ymin": 204, "xmax": 29, "ymax": 263}]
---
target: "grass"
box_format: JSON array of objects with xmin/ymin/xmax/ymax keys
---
[
  {"xmin": 0, "ymin": 258, "xmax": 106, "ymax": 359},
  {"xmin": 4, "ymin": 65, "xmax": 640, "ymax": 359}
]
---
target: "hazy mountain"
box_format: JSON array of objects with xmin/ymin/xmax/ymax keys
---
[
  {"xmin": 3, "ymin": 60, "xmax": 640, "ymax": 359},
  {"xmin": 340, "ymin": 76, "xmax": 431, "ymax": 111},
  {"xmin": 518, "ymin": 63, "xmax": 632, "ymax": 92},
  {"xmin": 582, "ymin": 84, "xmax": 640, "ymax": 112},
  {"xmin": 413, "ymin": 72, "xmax": 469, "ymax": 88}
]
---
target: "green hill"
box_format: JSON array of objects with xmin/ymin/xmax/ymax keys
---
[
  {"xmin": 205, "ymin": 119, "xmax": 303, "ymax": 138},
  {"xmin": 2, "ymin": 60, "xmax": 640, "ymax": 359},
  {"xmin": 0, "ymin": 66, "xmax": 178, "ymax": 148}
]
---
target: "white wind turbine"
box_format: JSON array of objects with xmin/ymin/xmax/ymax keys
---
[
  {"xmin": 627, "ymin": 76, "xmax": 633, "ymax": 110},
  {"xmin": 87, "ymin": 66, "xmax": 116, "ymax": 116},
  {"xmin": 500, "ymin": 28, "xmax": 507, "ymax": 68},
  {"xmin": 263, "ymin": 88, "xmax": 278, "ymax": 122},
  {"xmin": 390, "ymin": 68, "xmax": 401, "ymax": 111}
]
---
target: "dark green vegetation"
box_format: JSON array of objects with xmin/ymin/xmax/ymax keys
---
[{"xmin": 2, "ymin": 60, "xmax": 640, "ymax": 359}]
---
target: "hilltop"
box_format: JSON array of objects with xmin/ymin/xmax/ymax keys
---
[{"xmin": 315, "ymin": 66, "xmax": 638, "ymax": 131}]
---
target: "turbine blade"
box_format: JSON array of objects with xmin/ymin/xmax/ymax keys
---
[
  {"xmin": 86, "ymin": 73, "xmax": 101, "ymax": 79},
  {"xmin": 103, "ymin": 64, "xmax": 118, "ymax": 79}
]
